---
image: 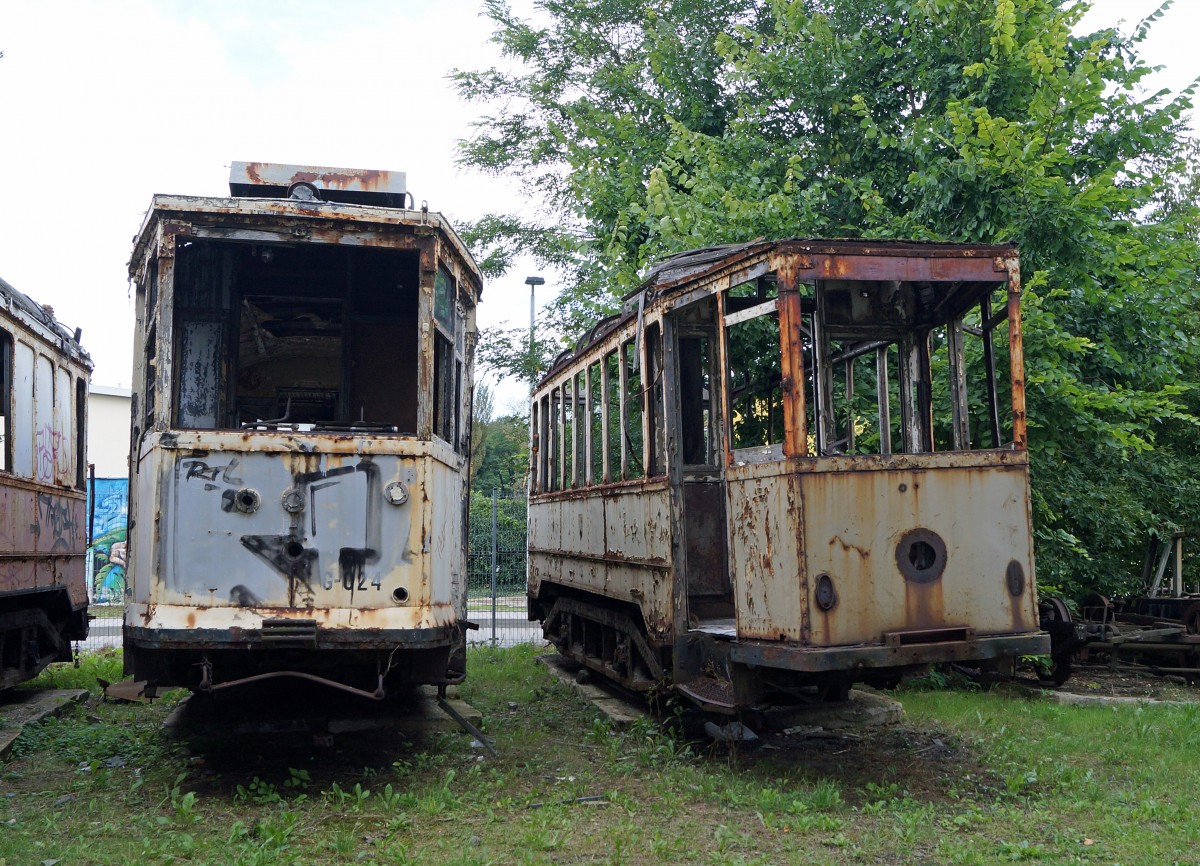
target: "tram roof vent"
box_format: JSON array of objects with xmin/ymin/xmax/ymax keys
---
[{"xmin": 229, "ymin": 161, "xmax": 409, "ymax": 209}]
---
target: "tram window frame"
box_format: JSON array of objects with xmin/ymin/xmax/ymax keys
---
[
  {"xmin": 725, "ymin": 296, "xmax": 786, "ymax": 454},
  {"xmin": 549, "ymin": 387, "xmax": 561, "ymax": 491},
  {"xmin": 588, "ymin": 360, "xmax": 603, "ymax": 485},
  {"xmin": 0, "ymin": 328, "xmax": 11, "ymax": 473},
  {"xmin": 604, "ymin": 351, "xmax": 620, "ymax": 483},
  {"xmin": 621, "ymin": 338, "xmax": 645, "ymax": 480},
  {"xmin": 563, "ymin": 376, "xmax": 576, "ymax": 488},
  {"xmin": 677, "ymin": 329, "xmax": 716, "ymax": 468}
]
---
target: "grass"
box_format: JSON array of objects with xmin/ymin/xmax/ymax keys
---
[{"xmin": 1, "ymin": 646, "xmax": 1198, "ymax": 864}]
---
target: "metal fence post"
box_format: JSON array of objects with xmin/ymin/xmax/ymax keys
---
[{"xmin": 491, "ymin": 487, "xmax": 499, "ymax": 646}]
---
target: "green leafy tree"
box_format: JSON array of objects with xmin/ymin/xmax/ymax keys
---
[{"xmin": 458, "ymin": 0, "xmax": 1200, "ymax": 598}]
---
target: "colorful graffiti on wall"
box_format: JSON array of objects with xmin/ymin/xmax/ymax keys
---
[{"xmin": 88, "ymin": 478, "xmax": 128, "ymax": 603}]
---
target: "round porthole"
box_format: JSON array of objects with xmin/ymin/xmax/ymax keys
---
[
  {"xmin": 895, "ymin": 528, "xmax": 947, "ymax": 584},
  {"xmin": 392, "ymin": 586, "xmax": 410, "ymax": 604}
]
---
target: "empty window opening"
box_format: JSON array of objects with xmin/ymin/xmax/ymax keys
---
[
  {"xmin": 588, "ymin": 361, "xmax": 603, "ymax": 485},
  {"xmin": 621, "ymin": 339, "xmax": 645, "ymax": 479},
  {"xmin": 678, "ymin": 332, "xmax": 715, "ymax": 466},
  {"xmin": 807, "ymin": 280, "xmax": 1012, "ymax": 456},
  {"xmin": 172, "ymin": 241, "xmax": 421, "ymax": 434},
  {"xmin": 726, "ymin": 295, "xmax": 784, "ymax": 451},
  {"xmin": 604, "ymin": 351, "xmax": 620, "ymax": 483}
]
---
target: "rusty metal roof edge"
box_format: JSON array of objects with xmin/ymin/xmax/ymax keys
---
[
  {"xmin": 0, "ymin": 275, "xmax": 93, "ymax": 366},
  {"xmin": 128, "ymin": 194, "xmax": 483, "ymax": 291}
]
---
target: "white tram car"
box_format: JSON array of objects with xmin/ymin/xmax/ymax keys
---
[{"xmin": 124, "ymin": 164, "xmax": 480, "ymax": 698}]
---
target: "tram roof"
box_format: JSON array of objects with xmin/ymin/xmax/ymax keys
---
[
  {"xmin": 128, "ymin": 193, "xmax": 483, "ymax": 298},
  {"xmin": 0, "ymin": 275, "xmax": 92, "ymax": 365},
  {"xmin": 537, "ymin": 238, "xmax": 1018, "ymax": 385}
]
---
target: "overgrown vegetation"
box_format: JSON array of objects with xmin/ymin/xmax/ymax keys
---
[
  {"xmin": 454, "ymin": 0, "xmax": 1200, "ymax": 600},
  {"xmin": 3, "ymin": 647, "xmax": 1199, "ymax": 864}
]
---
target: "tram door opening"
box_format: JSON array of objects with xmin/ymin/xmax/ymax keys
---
[{"xmin": 672, "ymin": 299, "xmax": 733, "ymax": 626}]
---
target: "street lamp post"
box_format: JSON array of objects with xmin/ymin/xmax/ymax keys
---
[{"xmin": 524, "ymin": 275, "xmax": 545, "ymax": 379}]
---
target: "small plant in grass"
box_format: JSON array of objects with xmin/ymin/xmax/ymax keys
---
[
  {"xmin": 235, "ymin": 777, "xmax": 283, "ymax": 805},
  {"xmin": 21, "ymin": 648, "xmax": 124, "ymax": 692}
]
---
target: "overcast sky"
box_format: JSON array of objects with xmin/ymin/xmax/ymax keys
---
[{"xmin": 0, "ymin": 0, "xmax": 1195, "ymax": 415}]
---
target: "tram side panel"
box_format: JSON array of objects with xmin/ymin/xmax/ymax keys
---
[{"xmin": 0, "ymin": 280, "xmax": 91, "ymax": 689}]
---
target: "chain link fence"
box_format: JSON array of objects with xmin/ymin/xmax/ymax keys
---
[{"xmin": 467, "ymin": 489, "xmax": 543, "ymax": 647}]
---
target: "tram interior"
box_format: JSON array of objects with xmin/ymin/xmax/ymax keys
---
[{"xmin": 169, "ymin": 241, "xmax": 421, "ymax": 433}]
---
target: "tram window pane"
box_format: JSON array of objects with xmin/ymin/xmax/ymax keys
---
[
  {"xmin": 622, "ymin": 340, "xmax": 645, "ymax": 479},
  {"xmin": 0, "ymin": 330, "xmax": 10, "ymax": 472},
  {"xmin": 589, "ymin": 361, "xmax": 602, "ymax": 484},
  {"xmin": 12, "ymin": 341, "xmax": 33, "ymax": 477},
  {"xmin": 171, "ymin": 241, "xmax": 421, "ymax": 432},
  {"xmin": 679, "ymin": 334, "xmax": 713, "ymax": 466},
  {"xmin": 530, "ymin": 400, "xmax": 540, "ymax": 491},
  {"xmin": 434, "ymin": 266, "xmax": 456, "ymax": 331},
  {"xmin": 56, "ymin": 367, "xmax": 72, "ymax": 485},
  {"xmin": 727, "ymin": 312, "xmax": 784, "ymax": 449},
  {"xmin": 34, "ymin": 355, "xmax": 54, "ymax": 483}
]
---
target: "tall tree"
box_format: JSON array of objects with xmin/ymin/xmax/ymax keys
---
[{"xmin": 457, "ymin": 0, "xmax": 1200, "ymax": 597}]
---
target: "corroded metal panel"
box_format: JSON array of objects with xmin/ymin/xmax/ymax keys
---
[
  {"xmin": 0, "ymin": 483, "xmax": 87, "ymax": 605},
  {"xmin": 126, "ymin": 432, "xmax": 461, "ymax": 634},
  {"xmin": 528, "ymin": 483, "xmax": 674, "ymax": 630},
  {"xmin": 726, "ymin": 466, "xmax": 805, "ymax": 640},
  {"xmin": 799, "ymin": 458, "xmax": 1037, "ymax": 646}
]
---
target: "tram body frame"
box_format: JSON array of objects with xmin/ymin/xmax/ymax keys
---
[
  {"xmin": 0, "ymin": 277, "xmax": 91, "ymax": 690},
  {"xmin": 527, "ymin": 239, "xmax": 1047, "ymax": 709},
  {"xmin": 124, "ymin": 165, "xmax": 481, "ymax": 697}
]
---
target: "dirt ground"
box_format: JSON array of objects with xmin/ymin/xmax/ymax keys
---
[{"xmin": 1051, "ymin": 662, "xmax": 1200, "ymax": 702}]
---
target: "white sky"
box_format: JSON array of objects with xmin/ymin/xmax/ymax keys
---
[{"xmin": 0, "ymin": 0, "xmax": 1195, "ymax": 416}]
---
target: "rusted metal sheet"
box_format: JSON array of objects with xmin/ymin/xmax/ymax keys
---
[
  {"xmin": 725, "ymin": 468, "xmax": 805, "ymax": 641},
  {"xmin": 798, "ymin": 459, "xmax": 1037, "ymax": 647},
  {"xmin": 230, "ymin": 161, "xmax": 407, "ymax": 207}
]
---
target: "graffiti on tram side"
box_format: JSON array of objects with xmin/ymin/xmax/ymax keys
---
[{"xmin": 36, "ymin": 491, "xmax": 82, "ymax": 553}]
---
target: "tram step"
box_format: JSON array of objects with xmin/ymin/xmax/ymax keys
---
[{"xmin": 678, "ymin": 675, "xmax": 736, "ymax": 711}]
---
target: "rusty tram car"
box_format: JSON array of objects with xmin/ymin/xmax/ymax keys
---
[
  {"xmin": 124, "ymin": 163, "xmax": 481, "ymax": 699},
  {"xmin": 528, "ymin": 239, "xmax": 1048, "ymax": 710},
  {"xmin": 0, "ymin": 277, "xmax": 91, "ymax": 689}
]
